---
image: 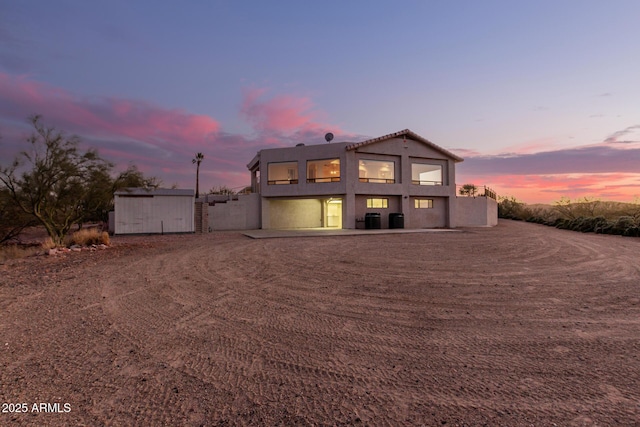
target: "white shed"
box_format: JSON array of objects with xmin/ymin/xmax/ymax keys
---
[{"xmin": 114, "ymin": 188, "xmax": 195, "ymax": 235}]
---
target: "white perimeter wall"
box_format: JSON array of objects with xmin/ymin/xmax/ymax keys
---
[
  {"xmin": 455, "ymin": 197, "xmax": 498, "ymax": 227},
  {"xmin": 208, "ymin": 193, "xmax": 261, "ymax": 231},
  {"xmin": 115, "ymin": 195, "xmax": 194, "ymax": 234}
]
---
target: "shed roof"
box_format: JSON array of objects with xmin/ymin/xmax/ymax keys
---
[
  {"xmin": 114, "ymin": 188, "xmax": 195, "ymax": 197},
  {"xmin": 345, "ymin": 129, "xmax": 463, "ymax": 162}
]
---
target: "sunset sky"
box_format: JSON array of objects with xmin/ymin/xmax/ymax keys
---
[{"xmin": 1, "ymin": 1, "xmax": 639, "ymax": 204}]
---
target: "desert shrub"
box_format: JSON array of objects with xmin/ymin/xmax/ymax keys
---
[
  {"xmin": 568, "ymin": 217, "xmax": 584, "ymax": 231},
  {"xmin": 607, "ymin": 216, "xmax": 635, "ymax": 235},
  {"xmin": 582, "ymin": 216, "xmax": 609, "ymax": 233},
  {"xmin": 500, "ymin": 196, "xmax": 639, "ymax": 238},
  {"xmin": 498, "ymin": 196, "xmax": 531, "ymax": 220},
  {"xmin": 525, "ymin": 216, "xmax": 544, "ymax": 224},
  {"xmin": 0, "ymin": 245, "xmax": 41, "ymax": 262},
  {"xmin": 553, "ymin": 197, "xmax": 603, "ymax": 220},
  {"xmin": 594, "ymin": 220, "xmax": 613, "ymax": 234},
  {"xmin": 41, "ymin": 237, "xmax": 57, "ymax": 250},
  {"xmin": 551, "ymin": 216, "xmax": 608, "ymax": 233},
  {"xmin": 623, "ymin": 226, "xmax": 640, "ymax": 237},
  {"xmin": 565, "ymin": 216, "xmax": 606, "ymax": 233},
  {"xmin": 68, "ymin": 228, "xmax": 110, "ymax": 246}
]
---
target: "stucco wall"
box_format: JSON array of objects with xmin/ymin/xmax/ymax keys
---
[
  {"xmin": 208, "ymin": 193, "xmax": 260, "ymax": 231},
  {"xmin": 354, "ymin": 195, "xmax": 402, "ymax": 229},
  {"xmin": 455, "ymin": 197, "xmax": 498, "ymax": 227},
  {"xmin": 407, "ymin": 196, "xmax": 448, "ymax": 228},
  {"xmin": 259, "ymin": 142, "xmax": 348, "ymax": 198}
]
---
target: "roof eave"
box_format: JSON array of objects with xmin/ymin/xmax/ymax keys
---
[{"xmin": 345, "ymin": 129, "xmax": 464, "ymax": 162}]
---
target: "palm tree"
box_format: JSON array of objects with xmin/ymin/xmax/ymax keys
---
[{"xmin": 192, "ymin": 152, "xmax": 204, "ymax": 198}]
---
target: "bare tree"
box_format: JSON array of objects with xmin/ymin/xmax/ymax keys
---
[
  {"xmin": 207, "ymin": 185, "xmax": 235, "ymax": 195},
  {"xmin": 553, "ymin": 196, "xmax": 601, "ymax": 220}
]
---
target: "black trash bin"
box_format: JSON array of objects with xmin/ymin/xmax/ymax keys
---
[
  {"xmin": 389, "ymin": 213, "xmax": 404, "ymax": 229},
  {"xmin": 365, "ymin": 212, "xmax": 381, "ymax": 229}
]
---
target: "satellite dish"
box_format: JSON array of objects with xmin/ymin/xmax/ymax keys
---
[{"xmin": 325, "ymin": 132, "xmax": 334, "ymax": 143}]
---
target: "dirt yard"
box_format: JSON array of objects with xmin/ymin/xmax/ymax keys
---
[{"xmin": 1, "ymin": 220, "xmax": 639, "ymax": 426}]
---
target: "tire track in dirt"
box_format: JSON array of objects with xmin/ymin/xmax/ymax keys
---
[{"xmin": 4, "ymin": 220, "xmax": 639, "ymax": 425}]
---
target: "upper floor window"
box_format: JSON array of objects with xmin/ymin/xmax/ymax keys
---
[
  {"xmin": 412, "ymin": 163, "xmax": 443, "ymax": 185},
  {"xmin": 307, "ymin": 159, "xmax": 340, "ymax": 183},
  {"xmin": 359, "ymin": 160, "xmax": 395, "ymax": 183},
  {"xmin": 267, "ymin": 162, "xmax": 298, "ymax": 185}
]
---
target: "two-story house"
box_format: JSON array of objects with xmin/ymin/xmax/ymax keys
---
[{"xmin": 246, "ymin": 129, "xmax": 484, "ymax": 230}]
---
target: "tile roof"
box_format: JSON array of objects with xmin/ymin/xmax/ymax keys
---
[{"xmin": 345, "ymin": 129, "xmax": 463, "ymax": 162}]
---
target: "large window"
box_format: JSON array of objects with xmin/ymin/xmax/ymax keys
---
[
  {"xmin": 359, "ymin": 160, "xmax": 395, "ymax": 183},
  {"xmin": 307, "ymin": 159, "xmax": 340, "ymax": 183},
  {"xmin": 366, "ymin": 198, "xmax": 388, "ymax": 208},
  {"xmin": 412, "ymin": 163, "xmax": 443, "ymax": 185},
  {"xmin": 267, "ymin": 162, "xmax": 298, "ymax": 185}
]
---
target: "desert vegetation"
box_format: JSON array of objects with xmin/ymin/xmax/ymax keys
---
[
  {"xmin": 0, "ymin": 115, "xmax": 157, "ymax": 249},
  {"xmin": 68, "ymin": 228, "xmax": 111, "ymax": 246},
  {"xmin": 499, "ymin": 195, "xmax": 640, "ymax": 236}
]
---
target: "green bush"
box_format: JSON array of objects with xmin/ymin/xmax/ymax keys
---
[{"xmin": 623, "ymin": 226, "xmax": 640, "ymax": 237}]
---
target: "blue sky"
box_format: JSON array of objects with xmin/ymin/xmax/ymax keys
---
[{"xmin": 1, "ymin": 0, "xmax": 639, "ymax": 203}]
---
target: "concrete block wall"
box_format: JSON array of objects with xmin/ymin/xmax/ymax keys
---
[{"xmin": 194, "ymin": 201, "xmax": 209, "ymax": 233}]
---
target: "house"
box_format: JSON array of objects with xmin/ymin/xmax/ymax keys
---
[
  {"xmin": 113, "ymin": 188, "xmax": 195, "ymax": 235},
  {"xmin": 244, "ymin": 129, "xmax": 497, "ymax": 230}
]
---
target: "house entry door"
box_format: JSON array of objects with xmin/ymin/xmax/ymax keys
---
[{"xmin": 325, "ymin": 199, "xmax": 342, "ymax": 228}]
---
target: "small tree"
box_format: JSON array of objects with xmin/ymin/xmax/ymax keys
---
[
  {"xmin": 80, "ymin": 164, "xmax": 160, "ymax": 224},
  {"xmin": 497, "ymin": 195, "xmax": 531, "ymax": 220},
  {"xmin": 0, "ymin": 116, "xmax": 112, "ymax": 246},
  {"xmin": 192, "ymin": 152, "xmax": 204, "ymax": 198},
  {"xmin": 459, "ymin": 183, "xmax": 478, "ymax": 197}
]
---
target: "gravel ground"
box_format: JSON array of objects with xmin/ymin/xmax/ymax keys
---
[{"xmin": 1, "ymin": 219, "xmax": 639, "ymax": 426}]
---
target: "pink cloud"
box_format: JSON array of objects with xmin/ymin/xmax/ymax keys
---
[
  {"xmin": 457, "ymin": 172, "xmax": 640, "ymax": 204},
  {"xmin": 240, "ymin": 87, "xmax": 342, "ymax": 142},
  {"xmin": 456, "ymin": 134, "xmax": 640, "ymax": 203},
  {"xmin": 0, "ymin": 72, "xmax": 232, "ymax": 192},
  {"xmin": 603, "ymin": 124, "xmax": 640, "ymax": 144},
  {"xmin": 497, "ymin": 137, "xmax": 568, "ymax": 155},
  {"xmin": 0, "ymin": 72, "xmax": 220, "ymax": 152},
  {"xmin": 0, "ymin": 74, "xmax": 350, "ymax": 194}
]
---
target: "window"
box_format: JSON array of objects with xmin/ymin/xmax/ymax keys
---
[
  {"xmin": 414, "ymin": 199, "xmax": 434, "ymax": 209},
  {"xmin": 267, "ymin": 162, "xmax": 298, "ymax": 185},
  {"xmin": 359, "ymin": 160, "xmax": 395, "ymax": 183},
  {"xmin": 366, "ymin": 198, "xmax": 388, "ymax": 208},
  {"xmin": 307, "ymin": 159, "xmax": 340, "ymax": 183},
  {"xmin": 412, "ymin": 163, "xmax": 443, "ymax": 185}
]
